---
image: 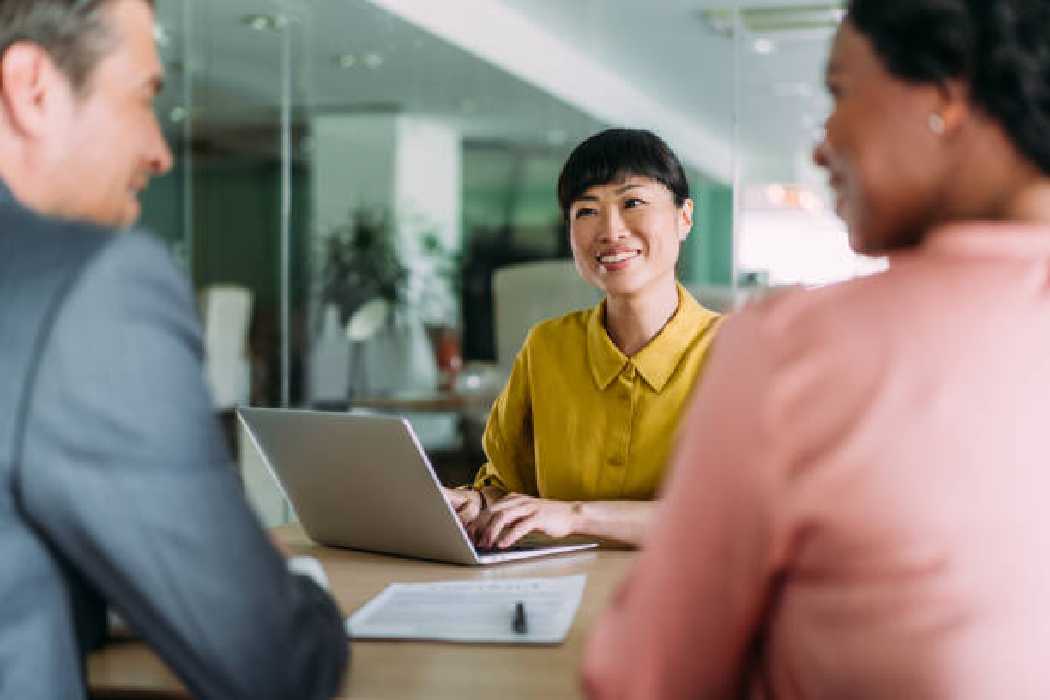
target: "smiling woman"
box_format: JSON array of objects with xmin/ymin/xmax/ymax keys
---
[{"xmin": 442, "ymin": 128, "xmax": 724, "ymax": 549}]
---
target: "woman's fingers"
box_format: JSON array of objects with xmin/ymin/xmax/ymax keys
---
[
  {"xmin": 464, "ymin": 494, "xmax": 578, "ymax": 547},
  {"xmin": 467, "ymin": 492, "xmax": 517, "ymax": 544},
  {"xmin": 485, "ymin": 493, "xmax": 529, "ymax": 512},
  {"xmin": 497, "ymin": 515, "xmax": 541, "ymax": 549},
  {"xmin": 443, "ymin": 487, "xmax": 482, "ymax": 525},
  {"xmin": 443, "ymin": 487, "xmax": 468, "ymax": 508},
  {"xmin": 479, "ymin": 503, "xmax": 536, "ymax": 548},
  {"xmin": 466, "ymin": 512, "xmax": 485, "ymax": 540},
  {"xmin": 467, "ymin": 507, "xmax": 497, "ymax": 542}
]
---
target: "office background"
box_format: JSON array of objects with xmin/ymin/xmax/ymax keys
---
[{"xmin": 138, "ymin": 0, "xmax": 878, "ymax": 522}]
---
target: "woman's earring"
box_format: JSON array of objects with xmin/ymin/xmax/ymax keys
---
[{"xmin": 928, "ymin": 113, "xmax": 946, "ymax": 135}]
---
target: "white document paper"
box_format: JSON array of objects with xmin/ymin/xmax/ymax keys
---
[{"xmin": 346, "ymin": 574, "xmax": 587, "ymax": 644}]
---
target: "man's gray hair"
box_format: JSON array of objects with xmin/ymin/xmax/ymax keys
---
[{"xmin": 0, "ymin": 0, "xmax": 154, "ymax": 93}]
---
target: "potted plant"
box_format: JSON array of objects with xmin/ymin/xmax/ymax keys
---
[{"xmin": 312, "ymin": 206, "xmax": 458, "ymax": 399}]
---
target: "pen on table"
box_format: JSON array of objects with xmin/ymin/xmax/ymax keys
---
[{"xmin": 512, "ymin": 600, "xmax": 528, "ymax": 635}]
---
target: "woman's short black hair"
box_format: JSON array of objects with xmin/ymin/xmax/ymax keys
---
[
  {"xmin": 556, "ymin": 128, "xmax": 691, "ymax": 220},
  {"xmin": 848, "ymin": 0, "xmax": 1050, "ymax": 175}
]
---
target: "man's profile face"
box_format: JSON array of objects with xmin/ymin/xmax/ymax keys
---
[{"xmin": 51, "ymin": 0, "xmax": 172, "ymax": 228}]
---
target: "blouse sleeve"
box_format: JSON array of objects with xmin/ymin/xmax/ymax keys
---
[{"xmin": 472, "ymin": 334, "xmax": 539, "ymax": 496}]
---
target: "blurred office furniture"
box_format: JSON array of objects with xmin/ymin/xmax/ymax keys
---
[
  {"xmin": 491, "ymin": 259, "xmax": 746, "ymax": 370},
  {"xmin": 199, "ymin": 285, "xmax": 253, "ymax": 460},
  {"xmin": 492, "ymin": 259, "xmax": 601, "ymax": 373},
  {"xmin": 200, "ymin": 285, "xmax": 253, "ymax": 410},
  {"xmin": 352, "ymin": 306, "xmax": 438, "ymax": 396},
  {"xmin": 308, "ymin": 303, "xmax": 351, "ymax": 406}
]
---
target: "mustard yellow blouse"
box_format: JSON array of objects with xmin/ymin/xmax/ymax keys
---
[{"xmin": 473, "ymin": 283, "xmax": 723, "ymax": 501}]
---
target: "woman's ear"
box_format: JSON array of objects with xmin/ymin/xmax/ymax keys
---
[
  {"xmin": 678, "ymin": 198, "xmax": 694, "ymax": 241},
  {"xmin": 935, "ymin": 78, "xmax": 971, "ymax": 136}
]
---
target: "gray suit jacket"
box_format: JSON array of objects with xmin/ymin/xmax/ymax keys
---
[{"xmin": 0, "ymin": 183, "xmax": 347, "ymax": 699}]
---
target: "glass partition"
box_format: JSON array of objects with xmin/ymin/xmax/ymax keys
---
[
  {"xmin": 142, "ymin": 0, "xmax": 884, "ymax": 523},
  {"xmin": 727, "ymin": 3, "xmax": 886, "ymax": 287},
  {"xmin": 142, "ymin": 0, "xmax": 191, "ymax": 265},
  {"xmin": 146, "ymin": 0, "xmax": 751, "ymax": 410}
]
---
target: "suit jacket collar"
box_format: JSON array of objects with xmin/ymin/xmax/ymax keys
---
[{"xmin": 0, "ymin": 178, "xmax": 15, "ymax": 206}]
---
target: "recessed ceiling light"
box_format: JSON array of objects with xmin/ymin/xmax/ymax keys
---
[
  {"xmin": 363, "ymin": 52, "xmax": 384, "ymax": 69},
  {"xmin": 335, "ymin": 53, "xmax": 356, "ymax": 69},
  {"xmin": 753, "ymin": 37, "xmax": 776, "ymax": 54},
  {"xmin": 697, "ymin": 4, "xmax": 846, "ymax": 37},
  {"xmin": 241, "ymin": 14, "xmax": 287, "ymax": 33}
]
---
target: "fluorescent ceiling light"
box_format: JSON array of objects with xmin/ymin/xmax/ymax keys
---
[
  {"xmin": 699, "ymin": 3, "xmax": 846, "ymax": 37},
  {"xmin": 753, "ymin": 38, "xmax": 775, "ymax": 54},
  {"xmin": 241, "ymin": 14, "xmax": 288, "ymax": 33}
]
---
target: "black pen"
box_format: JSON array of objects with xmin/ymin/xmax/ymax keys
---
[{"xmin": 512, "ymin": 600, "xmax": 528, "ymax": 634}]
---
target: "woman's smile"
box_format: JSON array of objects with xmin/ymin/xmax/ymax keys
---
[{"xmin": 597, "ymin": 248, "xmax": 642, "ymax": 273}]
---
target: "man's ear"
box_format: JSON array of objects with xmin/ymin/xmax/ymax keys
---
[
  {"xmin": 678, "ymin": 198, "xmax": 694, "ymax": 241},
  {"xmin": 0, "ymin": 42, "xmax": 65, "ymax": 138}
]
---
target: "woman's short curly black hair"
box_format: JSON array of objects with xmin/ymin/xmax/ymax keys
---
[
  {"xmin": 556, "ymin": 128, "xmax": 691, "ymax": 220},
  {"xmin": 848, "ymin": 0, "xmax": 1050, "ymax": 175}
]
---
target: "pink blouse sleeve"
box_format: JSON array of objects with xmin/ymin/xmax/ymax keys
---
[{"xmin": 582, "ymin": 309, "xmax": 782, "ymax": 699}]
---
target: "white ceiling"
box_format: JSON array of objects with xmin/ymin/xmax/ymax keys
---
[
  {"xmin": 153, "ymin": 0, "xmax": 836, "ymax": 185},
  {"xmin": 497, "ymin": 0, "xmax": 835, "ymax": 181}
]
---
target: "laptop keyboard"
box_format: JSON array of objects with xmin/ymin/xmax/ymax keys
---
[{"xmin": 474, "ymin": 545, "xmax": 536, "ymax": 555}]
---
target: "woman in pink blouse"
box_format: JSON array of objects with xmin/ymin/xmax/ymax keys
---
[{"xmin": 583, "ymin": 0, "xmax": 1050, "ymax": 697}]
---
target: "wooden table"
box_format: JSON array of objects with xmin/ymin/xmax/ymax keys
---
[{"xmin": 88, "ymin": 525, "xmax": 636, "ymax": 699}]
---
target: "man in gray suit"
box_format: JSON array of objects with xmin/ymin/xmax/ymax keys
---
[{"xmin": 0, "ymin": 1, "xmax": 348, "ymax": 698}]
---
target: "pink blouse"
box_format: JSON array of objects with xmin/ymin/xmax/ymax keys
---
[{"xmin": 584, "ymin": 223, "xmax": 1050, "ymax": 699}]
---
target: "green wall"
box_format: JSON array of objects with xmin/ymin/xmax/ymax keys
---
[
  {"xmin": 460, "ymin": 148, "xmax": 735, "ymax": 284},
  {"xmin": 140, "ymin": 150, "xmax": 735, "ymax": 299},
  {"xmin": 138, "ymin": 164, "xmax": 185, "ymax": 253},
  {"xmin": 139, "ymin": 157, "xmax": 312, "ymax": 309},
  {"xmin": 679, "ymin": 181, "xmax": 734, "ymax": 286}
]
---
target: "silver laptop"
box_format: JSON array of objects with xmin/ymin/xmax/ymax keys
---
[{"xmin": 237, "ymin": 407, "xmax": 597, "ymax": 565}]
